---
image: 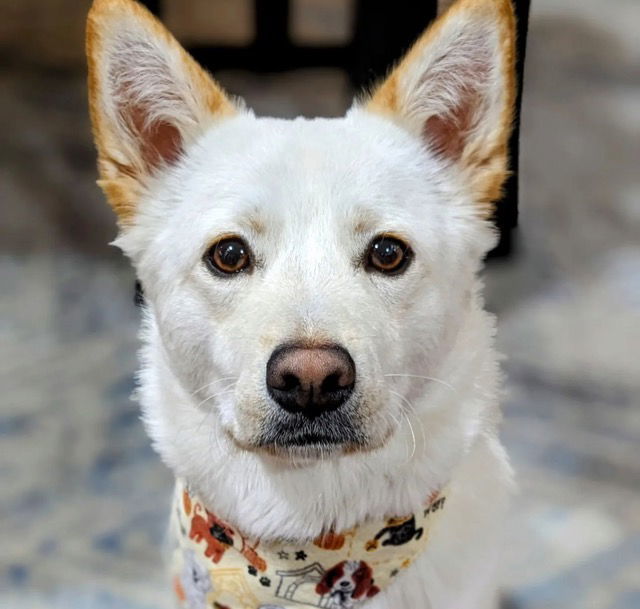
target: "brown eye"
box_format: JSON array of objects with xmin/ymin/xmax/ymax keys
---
[
  {"xmin": 366, "ymin": 235, "xmax": 413, "ymax": 275},
  {"xmin": 205, "ymin": 237, "xmax": 251, "ymax": 276}
]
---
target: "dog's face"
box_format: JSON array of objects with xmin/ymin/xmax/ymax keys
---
[
  {"xmin": 87, "ymin": 0, "xmax": 514, "ymax": 464},
  {"xmin": 329, "ymin": 560, "xmax": 359, "ymax": 596},
  {"xmin": 317, "ymin": 560, "xmax": 378, "ymax": 602}
]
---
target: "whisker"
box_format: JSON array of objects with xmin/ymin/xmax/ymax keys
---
[
  {"xmin": 211, "ymin": 413, "xmax": 225, "ymax": 461},
  {"xmin": 191, "ymin": 376, "xmax": 238, "ymax": 398},
  {"xmin": 401, "ymin": 410, "xmax": 417, "ymax": 462},
  {"xmin": 389, "ymin": 389, "xmax": 427, "ymax": 458},
  {"xmin": 194, "ymin": 389, "xmax": 234, "ymax": 436},
  {"xmin": 384, "ymin": 407, "xmax": 410, "ymax": 461},
  {"xmin": 195, "ymin": 382, "xmax": 238, "ymax": 410},
  {"xmin": 384, "ymin": 373, "xmax": 456, "ymax": 392},
  {"xmin": 389, "ymin": 390, "xmax": 417, "ymax": 461}
]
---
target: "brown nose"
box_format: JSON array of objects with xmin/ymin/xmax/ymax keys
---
[{"xmin": 266, "ymin": 344, "xmax": 356, "ymax": 416}]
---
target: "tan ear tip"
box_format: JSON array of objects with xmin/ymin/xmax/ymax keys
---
[
  {"xmin": 88, "ymin": 0, "xmax": 119, "ymax": 15},
  {"xmin": 87, "ymin": 0, "xmax": 116, "ymax": 27},
  {"xmin": 458, "ymin": 0, "xmax": 514, "ymax": 16},
  {"xmin": 88, "ymin": 0, "xmax": 140, "ymax": 21}
]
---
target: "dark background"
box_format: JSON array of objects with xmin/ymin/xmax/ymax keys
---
[{"xmin": 1, "ymin": 1, "xmax": 639, "ymax": 608}]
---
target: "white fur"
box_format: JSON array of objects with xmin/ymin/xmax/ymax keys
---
[{"xmin": 94, "ymin": 0, "xmax": 514, "ymax": 607}]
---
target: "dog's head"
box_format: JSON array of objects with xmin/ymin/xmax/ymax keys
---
[
  {"xmin": 316, "ymin": 560, "xmax": 379, "ymax": 600},
  {"xmin": 87, "ymin": 0, "xmax": 515, "ymax": 465}
]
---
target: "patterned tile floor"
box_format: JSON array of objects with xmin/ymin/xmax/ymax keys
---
[{"xmin": 1, "ymin": 1, "xmax": 639, "ymax": 607}]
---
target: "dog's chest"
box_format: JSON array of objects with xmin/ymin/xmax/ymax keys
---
[{"xmin": 169, "ymin": 480, "xmax": 447, "ymax": 609}]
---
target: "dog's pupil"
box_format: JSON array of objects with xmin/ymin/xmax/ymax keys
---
[
  {"xmin": 216, "ymin": 240, "xmax": 246, "ymax": 270},
  {"xmin": 377, "ymin": 241, "xmax": 398, "ymax": 262},
  {"xmin": 373, "ymin": 239, "xmax": 402, "ymax": 267}
]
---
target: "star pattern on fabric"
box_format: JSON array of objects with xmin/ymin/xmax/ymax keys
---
[
  {"xmin": 277, "ymin": 550, "xmax": 289, "ymax": 560},
  {"xmin": 247, "ymin": 565, "xmax": 257, "ymax": 576},
  {"xmin": 259, "ymin": 576, "xmax": 271, "ymax": 587},
  {"xmin": 295, "ymin": 550, "xmax": 307, "ymax": 561}
]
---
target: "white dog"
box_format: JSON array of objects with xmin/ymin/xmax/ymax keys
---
[{"xmin": 87, "ymin": 0, "xmax": 516, "ymax": 607}]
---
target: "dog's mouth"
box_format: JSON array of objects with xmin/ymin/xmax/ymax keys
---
[
  {"xmin": 262, "ymin": 417, "xmax": 365, "ymax": 445},
  {"xmin": 226, "ymin": 409, "xmax": 394, "ymax": 464},
  {"xmin": 227, "ymin": 431, "xmax": 359, "ymax": 462},
  {"xmin": 258, "ymin": 441, "xmax": 356, "ymax": 462}
]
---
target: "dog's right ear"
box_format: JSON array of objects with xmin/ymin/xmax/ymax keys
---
[
  {"xmin": 87, "ymin": 0, "xmax": 236, "ymax": 224},
  {"xmin": 365, "ymin": 0, "xmax": 516, "ymax": 217}
]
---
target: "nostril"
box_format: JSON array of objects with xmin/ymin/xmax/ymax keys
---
[
  {"xmin": 320, "ymin": 372, "xmax": 343, "ymax": 394},
  {"xmin": 280, "ymin": 373, "xmax": 300, "ymax": 392}
]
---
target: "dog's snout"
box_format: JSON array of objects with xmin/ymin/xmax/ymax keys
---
[{"xmin": 266, "ymin": 344, "xmax": 356, "ymax": 416}]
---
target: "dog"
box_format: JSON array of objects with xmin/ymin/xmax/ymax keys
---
[
  {"xmin": 316, "ymin": 561, "xmax": 381, "ymax": 608},
  {"xmin": 370, "ymin": 516, "xmax": 424, "ymax": 549},
  {"xmin": 188, "ymin": 503, "xmax": 235, "ymax": 563},
  {"xmin": 86, "ymin": 0, "xmax": 516, "ymax": 607}
]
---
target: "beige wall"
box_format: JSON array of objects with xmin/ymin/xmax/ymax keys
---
[
  {"xmin": 0, "ymin": 0, "xmax": 353, "ymax": 69},
  {"xmin": 0, "ymin": 0, "xmax": 92, "ymax": 67}
]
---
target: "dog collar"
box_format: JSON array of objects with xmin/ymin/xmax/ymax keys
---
[{"xmin": 170, "ymin": 479, "xmax": 447, "ymax": 609}]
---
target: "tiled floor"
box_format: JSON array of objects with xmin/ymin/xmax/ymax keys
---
[{"xmin": 1, "ymin": 1, "xmax": 639, "ymax": 608}]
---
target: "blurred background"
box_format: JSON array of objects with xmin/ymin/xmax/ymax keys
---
[{"xmin": 1, "ymin": 0, "xmax": 638, "ymax": 608}]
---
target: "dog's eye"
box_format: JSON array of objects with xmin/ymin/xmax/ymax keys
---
[
  {"xmin": 204, "ymin": 237, "xmax": 252, "ymax": 276},
  {"xmin": 366, "ymin": 236, "xmax": 413, "ymax": 275}
]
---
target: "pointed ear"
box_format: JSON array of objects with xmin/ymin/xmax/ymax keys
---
[
  {"xmin": 366, "ymin": 0, "xmax": 516, "ymax": 216},
  {"xmin": 86, "ymin": 0, "xmax": 236, "ymax": 224}
]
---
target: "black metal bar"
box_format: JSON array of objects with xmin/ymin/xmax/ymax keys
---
[
  {"xmin": 254, "ymin": 0, "xmax": 290, "ymax": 49},
  {"xmin": 189, "ymin": 45, "xmax": 351, "ymax": 73},
  {"xmin": 139, "ymin": 0, "xmax": 161, "ymax": 17},
  {"xmin": 489, "ymin": 0, "xmax": 530, "ymax": 258},
  {"xmin": 350, "ymin": 0, "xmax": 438, "ymax": 89}
]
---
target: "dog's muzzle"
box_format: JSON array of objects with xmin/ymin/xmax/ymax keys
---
[{"xmin": 262, "ymin": 343, "xmax": 360, "ymax": 449}]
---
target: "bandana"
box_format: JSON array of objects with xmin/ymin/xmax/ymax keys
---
[{"xmin": 170, "ymin": 479, "xmax": 447, "ymax": 609}]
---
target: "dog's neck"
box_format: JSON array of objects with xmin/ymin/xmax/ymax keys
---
[
  {"xmin": 170, "ymin": 478, "xmax": 448, "ymax": 609},
  {"xmin": 140, "ymin": 303, "xmax": 499, "ymax": 542}
]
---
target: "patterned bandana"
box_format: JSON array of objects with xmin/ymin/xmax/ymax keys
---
[{"xmin": 170, "ymin": 479, "xmax": 447, "ymax": 609}]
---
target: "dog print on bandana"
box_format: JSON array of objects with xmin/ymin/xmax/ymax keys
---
[{"xmin": 170, "ymin": 480, "xmax": 447, "ymax": 609}]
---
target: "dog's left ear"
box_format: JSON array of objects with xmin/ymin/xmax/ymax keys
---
[
  {"xmin": 366, "ymin": 0, "xmax": 516, "ymax": 215},
  {"xmin": 87, "ymin": 0, "xmax": 237, "ymax": 225}
]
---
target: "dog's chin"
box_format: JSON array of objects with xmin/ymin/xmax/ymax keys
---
[{"xmin": 259, "ymin": 442, "xmax": 351, "ymax": 466}]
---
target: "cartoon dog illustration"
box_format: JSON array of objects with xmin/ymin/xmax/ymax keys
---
[
  {"xmin": 239, "ymin": 539, "xmax": 268, "ymax": 572},
  {"xmin": 189, "ymin": 504, "xmax": 235, "ymax": 563},
  {"xmin": 367, "ymin": 515, "xmax": 423, "ymax": 550},
  {"xmin": 316, "ymin": 560, "xmax": 380, "ymax": 608},
  {"xmin": 180, "ymin": 549, "xmax": 212, "ymax": 609}
]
